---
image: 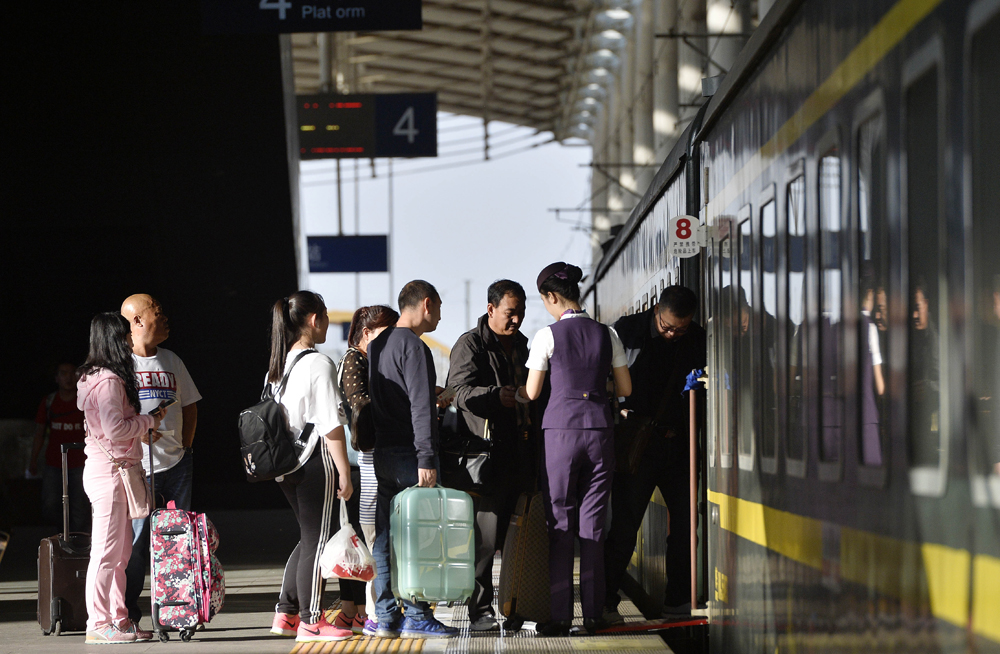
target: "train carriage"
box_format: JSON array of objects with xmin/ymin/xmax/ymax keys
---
[{"xmin": 587, "ymin": 0, "xmax": 1000, "ymax": 651}]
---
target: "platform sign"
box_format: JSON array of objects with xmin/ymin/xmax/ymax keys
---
[
  {"xmin": 201, "ymin": 0, "xmax": 422, "ymax": 34},
  {"xmin": 308, "ymin": 235, "xmax": 388, "ymax": 273},
  {"xmin": 668, "ymin": 215, "xmax": 703, "ymax": 258},
  {"xmin": 297, "ymin": 93, "xmax": 437, "ymax": 160}
]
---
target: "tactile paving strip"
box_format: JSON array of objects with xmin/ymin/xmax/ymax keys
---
[{"xmin": 291, "ymin": 555, "xmax": 667, "ymax": 654}]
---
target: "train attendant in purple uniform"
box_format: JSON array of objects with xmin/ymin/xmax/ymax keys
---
[{"xmin": 516, "ymin": 262, "xmax": 631, "ymax": 637}]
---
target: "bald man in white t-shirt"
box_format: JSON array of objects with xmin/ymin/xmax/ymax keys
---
[{"xmin": 121, "ymin": 294, "xmax": 202, "ymax": 628}]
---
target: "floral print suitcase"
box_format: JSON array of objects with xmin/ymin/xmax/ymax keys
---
[{"xmin": 150, "ymin": 501, "xmax": 224, "ymax": 642}]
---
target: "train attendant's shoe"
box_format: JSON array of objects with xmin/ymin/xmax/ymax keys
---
[
  {"xmin": 661, "ymin": 602, "xmax": 692, "ymax": 619},
  {"xmin": 602, "ymin": 608, "xmax": 625, "ymax": 624},
  {"xmin": 119, "ymin": 620, "xmax": 153, "ymax": 642},
  {"xmin": 535, "ymin": 619, "xmax": 573, "ymax": 637},
  {"xmin": 295, "ymin": 615, "xmax": 353, "ymax": 642},
  {"xmin": 362, "ymin": 618, "xmax": 378, "ymax": 637},
  {"xmin": 469, "ymin": 614, "xmax": 500, "ymax": 632},
  {"xmin": 375, "ymin": 615, "xmax": 402, "ymax": 639},
  {"xmin": 399, "ymin": 616, "xmax": 459, "ymax": 638},
  {"xmin": 582, "ymin": 617, "xmax": 610, "ymax": 635},
  {"xmin": 270, "ymin": 612, "xmax": 300, "ymax": 637},
  {"xmin": 85, "ymin": 622, "xmax": 137, "ymax": 644}
]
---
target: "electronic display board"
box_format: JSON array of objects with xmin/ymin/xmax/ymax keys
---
[
  {"xmin": 297, "ymin": 93, "xmax": 437, "ymax": 159},
  {"xmin": 202, "ymin": 0, "xmax": 422, "ymax": 34},
  {"xmin": 307, "ymin": 235, "xmax": 388, "ymax": 272}
]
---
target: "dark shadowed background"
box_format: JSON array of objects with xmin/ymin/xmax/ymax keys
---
[{"xmin": 1, "ymin": 0, "xmax": 299, "ymax": 515}]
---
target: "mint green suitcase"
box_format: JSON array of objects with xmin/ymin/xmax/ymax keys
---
[{"xmin": 389, "ymin": 486, "xmax": 475, "ymax": 604}]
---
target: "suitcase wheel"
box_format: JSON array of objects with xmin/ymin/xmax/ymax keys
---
[
  {"xmin": 181, "ymin": 629, "xmax": 194, "ymax": 642},
  {"xmin": 158, "ymin": 632, "xmax": 170, "ymax": 643},
  {"xmin": 505, "ymin": 614, "xmax": 524, "ymax": 632}
]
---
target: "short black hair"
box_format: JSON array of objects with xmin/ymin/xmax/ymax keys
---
[
  {"xmin": 657, "ymin": 285, "xmax": 697, "ymax": 318},
  {"xmin": 398, "ymin": 280, "xmax": 440, "ymax": 311},
  {"xmin": 487, "ymin": 279, "xmax": 525, "ymax": 307}
]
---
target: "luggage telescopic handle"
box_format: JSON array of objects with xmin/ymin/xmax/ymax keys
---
[{"xmin": 60, "ymin": 443, "xmax": 86, "ymax": 539}]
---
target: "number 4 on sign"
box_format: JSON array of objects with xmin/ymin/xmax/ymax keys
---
[
  {"xmin": 668, "ymin": 215, "xmax": 705, "ymax": 259},
  {"xmin": 393, "ymin": 107, "xmax": 419, "ymax": 144}
]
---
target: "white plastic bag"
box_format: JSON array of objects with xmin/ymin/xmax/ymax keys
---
[{"xmin": 320, "ymin": 500, "xmax": 377, "ymax": 581}]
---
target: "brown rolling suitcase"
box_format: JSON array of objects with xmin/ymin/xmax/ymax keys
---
[
  {"xmin": 37, "ymin": 442, "xmax": 90, "ymax": 636},
  {"xmin": 497, "ymin": 491, "xmax": 550, "ymax": 630}
]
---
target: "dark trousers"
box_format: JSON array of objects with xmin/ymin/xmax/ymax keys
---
[
  {"xmin": 276, "ymin": 445, "xmax": 340, "ymax": 625},
  {"xmin": 468, "ymin": 489, "xmax": 518, "ymax": 620},
  {"xmin": 125, "ymin": 449, "xmax": 193, "ymax": 622},
  {"xmin": 338, "ymin": 466, "xmax": 366, "ymax": 608},
  {"xmin": 603, "ymin": 434, "xmax": 692, "ymax": 609},
  {"xmin": 372, "ymin": 446, "xmax": 435, "ymax": 624},
  {"xmin": 541, "ymin": 428, "xmax": 614, "ymax": 621}
]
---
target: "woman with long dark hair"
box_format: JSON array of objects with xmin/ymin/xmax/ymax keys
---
[
  {"xmin": 517, "ymin": 263, "xmax": 631, "ymax": 636},
  {"xmin": 266, "ymin": 291, "xmax": 354, "ymax": 643},
  {"xmin": 78, "ymin": 312, "xmax": 163, "ymax": 644},
  {"xmin": 336, "ymin": 305, "xmax": 399, "ymax": 636}
]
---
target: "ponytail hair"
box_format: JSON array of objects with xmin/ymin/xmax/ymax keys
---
[
  {"xmin": 268, "ymin": 291, "xmax": 326, "ymax": 383},
  {"xmin": 537, "ymin": 262, "xmax": 584, "ymax": 303}
]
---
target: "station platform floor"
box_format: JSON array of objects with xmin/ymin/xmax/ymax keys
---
[
  {"xmin": 0, "ymin": 516, "xmax": 699, "ymax": 654},
  {"xmin": 2, "ymin": 561, "xmax": 679, "ymax": 654}
]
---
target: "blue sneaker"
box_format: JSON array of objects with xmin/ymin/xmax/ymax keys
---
[
  {"xmin": 363, "ymin": 618, "xmax": 378, "ymax": 637},
  {"xmin": 400, "ymin": 616, "xmax": 458, "ymax": 639},
  {"xmin": 375, "ymin": 615, "xmax": 402, "ymax": 639}
]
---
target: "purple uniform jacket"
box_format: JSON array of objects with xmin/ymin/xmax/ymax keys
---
[{"xmin": 541, "ymin": 316, "xmax": 614, "ymax": 431}]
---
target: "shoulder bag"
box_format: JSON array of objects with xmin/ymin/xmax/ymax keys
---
[{"xmin": 93, "ymin": 436, "xmax": 151, "ymax": 520}]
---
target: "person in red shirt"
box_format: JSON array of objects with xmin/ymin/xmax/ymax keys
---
[{"xmin": 29, "ymin": 362, "xmax": 90, "ymax": 533}]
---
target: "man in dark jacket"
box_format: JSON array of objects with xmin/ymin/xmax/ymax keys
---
[
  {"xmin": 603, "ymin": 285, "xmax": 706, "ymax": 621},
  {"xmin": 445, "ymin": 279, "xmax": 530, "ymax": 631}
]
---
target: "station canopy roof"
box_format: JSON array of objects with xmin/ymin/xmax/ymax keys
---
[{"xmin": 291, "ymin": 0, "xmax": 589, "ymax": 140}]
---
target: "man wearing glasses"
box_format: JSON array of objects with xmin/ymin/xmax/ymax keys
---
[{"xmin": 602, "ymin": 285, "xmax": 706, "ymax": 622}]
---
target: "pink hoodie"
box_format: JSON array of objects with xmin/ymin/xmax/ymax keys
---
[{"xmin": 77, "ymin": 369, "xmax": 154, "ymax": 465}]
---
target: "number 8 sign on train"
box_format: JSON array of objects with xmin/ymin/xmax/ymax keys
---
[{"xmin": 668, "ymin": 215, "xmax": 703, "ymax": 258}]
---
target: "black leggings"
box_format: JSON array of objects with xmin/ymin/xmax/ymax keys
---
[
  {"xmin": 276, "ymin": 444, "xmax": 339, "ymax": 624},
  {"xmin": 338, "ymin": 466, "xmax": 366, "ymax": 610}
]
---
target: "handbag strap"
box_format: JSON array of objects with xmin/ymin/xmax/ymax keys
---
[
  {"xmin": 93, "ymin": 437, "xmax": 126, "ymax": 470},
  {"xmin": 339, "ymin": 498, "xmax": 349, "ymax": 528}
]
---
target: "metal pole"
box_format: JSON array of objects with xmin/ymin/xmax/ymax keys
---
[
  {"xmin": 355, "ymin": 159, "xmax": 360, "ymax": 310},
  {"xmin": 689, "ymin": 387, "xmax": 698, "ymax": 613},
  {"xmin": 336, "ymin": 159, "xmax": 343, "ymax": 236},
  {"xmin": 388, "ymin": 158, "xmax": 394, "ymax": 304},
  {"xmin": 465, "ymin": 279, "xmax": 471, "ymax": 330}
]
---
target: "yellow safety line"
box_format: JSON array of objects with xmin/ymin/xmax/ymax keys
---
[
  {"xmin": 708, "ymin": 489, "xmax": 1000, "ymax": 641},
  {"xmin": 704, "ymin": 0, "xmax": 944, "ymax": 219}
]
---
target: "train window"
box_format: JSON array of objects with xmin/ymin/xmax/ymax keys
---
[
  {"xmin": 904, "ymin": 51, "xmax": 948, "ymax": 496},
  {"xmin": 856, "ymin": 108, "xmax": 890, "ymax": 479},
  {"xmin": 706, "ymin": 244, "xmax": 716, "ymax": 469},
  {"xmin": 720, "ymin": 230, "xmax": 734, "ymax": 469},
  {"xmin": 969, "ymin": 7, "xmax": 1000, "ymax": 503},
  {"xmin": 737, "ymin": 211, "xmax": 755, "ymax": 470},
  {"xmin": 759, "ymin": 189, "xmax": 779, "ymax": 473},
  {"xmin": 642, "ymin": 293, "xmax": 648, "ymax": 312},
  {"xmin": 819, "ymin": 143, "xmax": 845, "ymax": 472},
  {"xmin": 786, "ymin": 171, "xmax": 808, "ymax": 475}
]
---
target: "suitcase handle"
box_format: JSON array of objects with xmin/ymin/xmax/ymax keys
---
[{"xmin": 60, "ymin": 444, "xmax": 86, "ymax": 538}]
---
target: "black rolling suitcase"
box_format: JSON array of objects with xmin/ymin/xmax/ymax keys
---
[{"xmin": 37, "ymin": 442, "xmax": 90, "ymax": 636}]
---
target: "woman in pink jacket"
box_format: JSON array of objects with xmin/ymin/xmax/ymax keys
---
[{"xmin": 77, "ymin": 313, "xmax": 163, "ymax": 644}]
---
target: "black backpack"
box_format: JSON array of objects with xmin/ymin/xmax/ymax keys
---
[{"xmin": 238, "ymin": 350, "xmax": 316, "ymax": 482}]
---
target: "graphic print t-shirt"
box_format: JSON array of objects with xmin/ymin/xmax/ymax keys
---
[
  {"xmin": 35, "ymin": 394, "xmax": 86, "ymax": 468},
  {"xmin": 133, "ymin": 347, "xmax": 201, "ymax": 473}
]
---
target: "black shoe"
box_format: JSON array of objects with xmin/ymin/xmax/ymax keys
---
[
  {"xmin": 583, "ymin": 618, "xmax": 610, "ymax": 635},
  {"xmin": 535, "ymin": 620, "xmax": 572, "ymax": 637},
  {"xmin": 469, "ymin": 615, "xmax": 499, "ymax": 632}
]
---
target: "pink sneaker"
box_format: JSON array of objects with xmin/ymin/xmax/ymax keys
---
[
  {"xmin": 85, "ymin": 623, "xmax": 136, "ymax": 644},
  {"xmin": 270, "ymin": 612, "xmax": 300, "ymax": 637},
  {"xmin": 296, "ymin": 615, "xmax": 353, "ymax": 642},
  {"xmin": 120, "ymin": 620, "xmax": 153, "ymax": 642}
]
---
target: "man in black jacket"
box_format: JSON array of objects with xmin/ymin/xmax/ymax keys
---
[
  {"xmin": 603, "ymin": 285, "xmax": 706, "ymax": 621},
  {"xmin": 445, "ymin": 279, "xmax": 530, "ymax": 631}
]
